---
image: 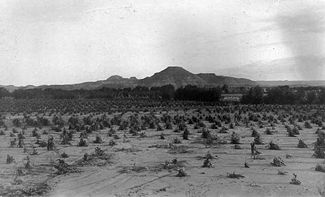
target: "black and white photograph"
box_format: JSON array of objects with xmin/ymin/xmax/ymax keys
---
[{"xmin": 0, "ymin": 0, "xmax": 325, "ymax": 196}]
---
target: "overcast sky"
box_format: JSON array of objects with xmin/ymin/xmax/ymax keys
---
[{"xmin": 0, "ymin": 0, "xmax": 324, "ymax": 85}]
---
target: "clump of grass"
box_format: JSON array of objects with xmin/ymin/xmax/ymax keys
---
[
  {"xmin": 78, "ymin": 138, "xmax": 88, "ymax": 147},
  {"xmin": 22, "ymin": 182, "xmax": 51, "ymax": 196},
  {"xmin": 230, "ymin": 132, "xmax": 240, "ymax": 144},
  {"xmin": 61, "ymin": 152, "xmax": 69, "ymax": 158},
  {"xmin": 315, "ymin": 163, "xmax": 325, "ymax": 173},
  {"xmin": 227, "ymin": 172, "xmax": 245, "ymax": 179},
  {"xmin": 219, "ymin": 126, "xmax": 228, "ymax": 133},
  {"xmin": 234, "ymin": 144, "xmax": 242, "ymax": 149},
  {"xmin": 176, "ymin": 168, "xmax": 187, "ymax": 177},
  {"xmin": 287, "ymin": 126, "xmax": 296, "ymax": 137},
  {"xmin": 265, "ymin": 128, "xmax": 273, "ymax": 135},
  {"xmin": 54, "ymin": 159, "xmax": 80, "ymax": 175},
  {"xmin": 6, "ymin": 154, "xmax": 14, "ymax": 164},
  {"xmin": 109, "ymin": 139, "xmax": 117, "ymax": 146},
  {"xmin": 168, "ymin": 145, "xmax": 191, "ymax": 154},
  {"xmin": 251, "ymin": 128, "xmax": 259, "ymax": 137},
  {"xmin": 30, "ymin": 147, "xmax": 38, "ymax": 155},
  {"xmin": 297, "ymin": 139, "xmax": 308, "ymax": 148},
  {"xmin": 160, "ymin": 133, "xmax": 165, "ymax": 140},
  {"xmin": 201, "ymin": 129, "xmax": 211, "ymax": 139},
  {"xmin": 139, "ymin": 131, "xmax": 147, "ymax": 138},
  {"xmin": 93, "ymin": 134, "xmax": 103, "ymax": 144},
  {"xmin": 269, "ymin": 141, "xmax": 280, "ymax": 150},
  {"xmin": 202, "ymin": 158, "xmax": 213, "ymax": 168},
  {"xmin": 278, "ymin": 170, "xmax": 288, "ymax": 175},
  {"xmin": 173, "ymin": 137, "xmax": 182, "ymax": 144},
  {"xmin": 155, "ymin": 158, "xmax": 188, "ymax": 172},
  {"xmin": 10, "ymin": 138, "xmax": 17, "ymax": 147},
  {"xmin": 182, "ymin": 129, "xmax": 189, "ymax": 140},
  {"xmin": 290, "ymin": 173, "xmax": 301, "ymax": 185},
  {"xmin": 118, "ymin": 164, "xmax": 148, "ymax": 174},
  {"xmin": 35, "ymin": 139, "xmax": 47, "ymax": 147},
  {"xmin": 254, "ymin": 133, "xmax": 263, "ymax": 145},
  {"xmin": 24, "ymin": 156, "xmax": 32, "ymax": 169},
  {"xmin": 271, "ymin": 156, "xmax": 286, "ymax": 167},
  {"xmin": 314, "ymin": 131, "xmax": 325, "ymax": 158},
  {"xmin": 77, "ymin": 147, "xmax": 114, "ymax": 166},
  {"xmin": 305, "ymin": 121, "xmax": 312, "ymax": 129},
  {"xmin": 286, "ymin": 154, "xmax": 293, "ymax": 159},
  {"xmin": 47, "ymin": 136, "xmax": 55, "ymax": 151}
]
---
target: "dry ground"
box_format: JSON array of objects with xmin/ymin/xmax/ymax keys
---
[{"xmin": 0, "ymin": 111, "xmax": 324, "ymax": 197}]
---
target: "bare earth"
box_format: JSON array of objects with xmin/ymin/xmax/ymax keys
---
[{"xmin": 0, "ymin": 110, "xmax": 324, "ymax": 197}]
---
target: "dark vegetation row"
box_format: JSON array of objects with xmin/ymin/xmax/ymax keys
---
[
  {"xmin": 0, "ymin": 85, "xmax": 324, "ymax": 104},
  {"xmin": 242, "ymin": 86, "xmax": 325, "ymax": 105}
]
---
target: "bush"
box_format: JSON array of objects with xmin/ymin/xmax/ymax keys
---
[
  {"xmin": 182, "ymin": 129, "xmax": 189, "ymax": 140},
  {"xmin": 305, "ymin": 121, "xmax": 312, "ymax": 129},
  {"xmin": 78, "ymin": 138, "xmax": 88, "ymax": 147},
  {"xmin": 254, "ymin": 133, "xmax": 263, "ymax": 145},
  {"xmin": 271, "ymin": 156, "xmax": 285, "ymax": 167},
  {"xmin": 93, "ymin": 135, "xmax": 103, "ymax": 144},
  {"xmin": 265, "ymin": 128, "xmax": 273, "ymax": 135},
  {"xmin": 315, "ymin": 163, "xmax": 325, "ymax": 173},
  {"xmin": 230, "ymin": 132, "xmax": 240, "ymax": 144},
  {"xmin": 297, "ymin": 139, "xmax": 308, "ymax": 148},
  {"xmin": 202, "ymin": 158, "xmax": 213, "ymax": 168},
  {"xmin": 227, "ymin": 172, "xmax": 245, "ymax": 179},
  {"xmin": 6, "ymin": 154, "xmax": 14, "ymax": 164},
  {"xmin": 269, "ymin": 141, "xmax": 280, "ymax": 150},
  {"xmin": 173, "ymin": 137, "xmax": 182, "ymax": 144}
]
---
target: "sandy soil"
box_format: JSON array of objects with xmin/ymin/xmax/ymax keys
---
[{"xmin": 1, "ymin": 111, "xmax": 324, "ymax": 197}]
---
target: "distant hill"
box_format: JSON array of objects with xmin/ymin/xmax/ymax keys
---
[
  {"xmin": 138, "ymin": 66, "xmax": 208, "ymax": 88},
  {"xmin": 197, "ymin": 73, "xmax": 256, "ymax": 87},
  {"xmin": 39, "ymin": 75, "xmax": 139, "ymax": 90},
  {"xmin": 0, "ymin": 66, "xmax": 301, "ymax": 92}
]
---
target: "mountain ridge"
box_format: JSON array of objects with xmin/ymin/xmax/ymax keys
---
[{"xmin": 2, "ymin": 66, "xmax": 322, "ymax": 92}]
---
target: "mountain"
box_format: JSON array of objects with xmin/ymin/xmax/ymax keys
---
[
  {"xmin": 138, "ymin": 66, "xmax": 208, "ymax": 88},
  {"xmin": 0, "ymin": 66, "xmax": 262, "ymax": 92},
  {"xmin": 38, "ymin": 75, "xmax": 139, "ymax": 90},
  {"xmin": 0, "ymin": 85, "xmax": 36, "ymax": 93},
  {"xmin": 197, "ymin": 73, "xmax": 257, "ymax": 87}
]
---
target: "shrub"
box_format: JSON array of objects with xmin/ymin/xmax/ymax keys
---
[
  {"xmin": 227, "ymin": 172, "xmax": 245, "ymax": 179},
  {"xmin": 182, "ymin": 129, "xmax": 189, "ymax": 140},
  {"xmin": 6, "ymin": 154, "xmax": 14, "ymax": 164},
  {"xmin": 93, "ymin": 135, "xmax": 103, "ymax": 144},
  {"xmin": 78, "ymin": 138, "xmax": 88, "ymax": 147},
  {"xmin": 265, "ymin": 128, "xmax": 273, "ymax": 135},
  {"xmin": 269, "ymin": 141, "xmax": 280, "ymax": 150},
  {"xmin": 290, "ymin": 173, "xmax": 301, "ymax": 185},
  {"xmin": 305, "ymin": 121, "xmax": 312, "ymax": 129},
  {"xmin": 202, "ymin": 158, "xmax": 213, "ymax": 168},
  {"xmin": 230, "ymin": 132, "xmax": 240, "ymax": 144},
  {"xmin": 173, "ymin": 137, "xmax": 182, "ymax": 144},
  {"xmin": 271, "ymin": 156, "xmax": 285, "ymax": 167},
  {"xmin": 176, "ymin": 168, "xmax": 187, "ymax": 177},
  {"xmin": 61, "ymin": 152, "xmax": 69, "ymax": 158},
  {"xmin": 297, "ymin": 139, "xmax": 308, "ymax": 148},
  {"xmin": 315, "ymin": 163, "xmax": 325, "ymax": 173},
  {"xmin": 254, "ymin": 133, "xmax": 263, "ymax": 145}
]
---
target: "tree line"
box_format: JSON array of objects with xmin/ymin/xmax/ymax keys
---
[
  {"xmin": 0, "ymin": 85, "xmax": 222, "ymax": 102},
  {"xmin": 0, "ymin": 85, "xmax": 324, "ymax": 104},
  {"xmin": 242, "ymin": 86, "xmax": 325, "ymax": 104}
]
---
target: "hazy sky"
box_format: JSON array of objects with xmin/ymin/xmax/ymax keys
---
[{"xmin": 0, "ymin": 0, "xmax": 324, "ymax": 85}]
